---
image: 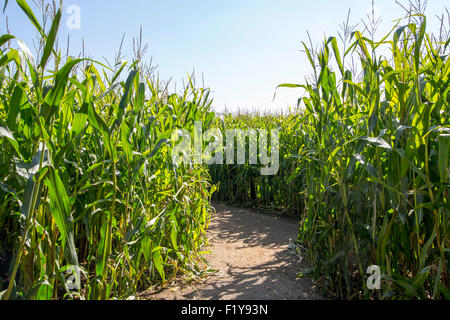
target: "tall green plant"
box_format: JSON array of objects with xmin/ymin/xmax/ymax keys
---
[
  {"xmin": 279, "ymin": 13, "xmax": 449, "ymax": 299},
  {"xmin": 212, "ymin": 12, "xmax": 449, "ymax": 299},
  {"xmin": 0, "ymin": 0, "xmax": 216, "ymax": 300}
]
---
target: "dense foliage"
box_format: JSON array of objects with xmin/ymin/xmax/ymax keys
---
[
  {"xmin": 211, "ymin": 14, "xmax": 449, "ymax": 299},
  {"xmin": 0, "ymin": 0, "xmax": 448, "ymax": 300},
  {"xmin": 0, "ymin": 0, "xmax": 215, "ymax": 299}
]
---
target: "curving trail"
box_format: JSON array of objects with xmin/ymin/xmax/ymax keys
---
[{"xmin": 140, "ymin": 202, "xmax": 321, "ymax": 300}]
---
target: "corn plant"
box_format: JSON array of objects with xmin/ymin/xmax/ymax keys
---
[
  {"xmin": 275, "ymin": 11, "xmax": 449, "ymax": 299},
  {"xmin": 209, "ymin": 112, "xmax": 307, "ymax": 215},
  {"xmin": 211, "ymin": 12, "xmax": 449, "ymax": 299},
  {"xmin": 0, "ymin": 0, "xmax": 216, "ymax": 300}
]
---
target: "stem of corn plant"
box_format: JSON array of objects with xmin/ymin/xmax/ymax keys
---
[{"xmin": 102, "ymin": 158, "xmax": 118, "ymax": 299}]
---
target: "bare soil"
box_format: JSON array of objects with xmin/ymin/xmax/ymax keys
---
[{"xmin": 139, "ymin": 202, "xmax": 321, "ymax": 300}]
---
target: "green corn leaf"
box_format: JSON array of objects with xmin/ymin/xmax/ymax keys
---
[
  {"xmin": 110, "ymin": 60, "xmax": 127, "ymax": 85},
  {"xmin": 419, "ymin": 231, "xmax": 436, "ymax": 270},
  {"xmin": 134, "ymin": 82, "xmax": 146, "ymax": 112},
  {"xmin": 433, "ymin": 251, "xmax": 444, "ymax": 299},
  {"xmin": 148, "ymin": 138, "xmax": 169, "ymax": 158},
  {"xmin": 115, "ymin": 70, "xmax": 138, "ymax": 129},
  {"xmin": 44, "ymin": 59, "xmax": 83, "ymax": 109},
  {"xmin": 353, "ymin": 31, "xmax": 372, "ymax": 62},
  {"xmin": 87, "ymin": 102, "xmax": 115, "ymax": 159},
  {"xmin": 120, "ymin": 121, "xmax": 133, "ymax": 164},
  {"xmin": 273, "ymin": 83, "xmax": 305, "ymax": 101},
  {"xmin": 0, "ymin": 34, "xmax": 14, "ymax": 47},
  {"xmin": 39, "ymin": 6, "xmax": 61, "ymax": 69},
  {"xmin": 16, "ymin": 0, "xmax": 44, "ymax": 36},
  {"xmin": 120, "ymin": 70, "xmax": 139, "ymax": 108},
  {"xmin": 412, "ymin": 266, "xmax": 431, "ymax": 291},
  {"xmin": 328, "ymin": 36, "xmax": 344, "ymax": 76},
  {"xmin": 152, "ymin": 248, "xmax": 165, "ymax": 282},
  {"xmin": 395, "ymin": 279, "xmax": 419, "ymax": 297},
  {"xmin": 44, "ymin": 166, "xmax": 79, "ymax": 266},
  {"xmin": 71, "ymin": 112, "xmax": 88, "ymax": 139},
  {"xmin": 414, "ymin": 15, "xmax": 426, "ymax": 72},
  {"xmin": 0, "ymin": 123, "xmax": 21, "ymax": 157},
  {"xmin": 170, "ymin": 222, "xmax": 178, "ymax": 251},
  {"xmin": 34, "ymin": 280, "xmax": 53, "ymax": 300},
  {"xmin": 96, "ymin": 221, "xmax": 108, "ymax": 277},
  {"xmin": 0, "ymin": 49, "xmax": 19, "ymax": 67},
  {"xmin": 19, "ymin": 148, "xmax": 49, "ymax": 220},
  {"xmin": 358, "ymin": 136, "xmax": 392, "ymax": 149},
  {"xmin": 6, "ymin": 84, "xmax": 26, "ymax": 131}
]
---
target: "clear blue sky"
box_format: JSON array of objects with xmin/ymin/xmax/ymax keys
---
[{"xmin": 2, "ymin": 0, "xmax": 449, "ymax": 112}]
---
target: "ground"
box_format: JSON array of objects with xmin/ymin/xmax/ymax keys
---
[{"xmin": 139, "ymin": 202, "xmax": 321, "ymax": 300}]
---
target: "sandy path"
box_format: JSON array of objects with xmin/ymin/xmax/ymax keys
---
[{"xmin": 140, "ymin": 202, "xmax": 321, "ymax": 300}]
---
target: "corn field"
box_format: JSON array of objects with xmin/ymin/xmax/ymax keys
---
[
  {"xmin": 0, "ymin": 0, "xmax": 449, "ymax": 300},
  {"xmin": 0, "ymin": 0, "xmax": 216, "ymax": 299},
  {"xmin": 210, "ymin": 12, "xmax": 450, "ymax": 299}
]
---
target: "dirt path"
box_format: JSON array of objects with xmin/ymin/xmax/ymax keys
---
[{"xmin": 140, "ymin": 202, "xmax": 321, "ymax": 300}]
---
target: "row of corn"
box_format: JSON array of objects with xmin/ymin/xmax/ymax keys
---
[
  {"xmin": 209, "ymin": 14, "xmax": 449, "ymax": 299},
  {"xmin": 0, "ymin": 0, "xmax": 216, "ymax": 299}
]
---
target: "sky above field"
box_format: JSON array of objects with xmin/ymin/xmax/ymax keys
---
[{"xmin": 2, "ymin": 0, "xmax": 449, "ymax": 112}]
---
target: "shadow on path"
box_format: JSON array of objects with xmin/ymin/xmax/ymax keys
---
[{"xmin": 140, "ymin": 202, "xmax": 321, "ymax": 300}]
